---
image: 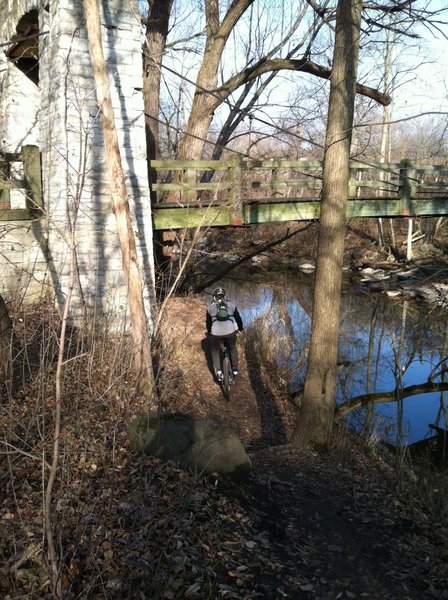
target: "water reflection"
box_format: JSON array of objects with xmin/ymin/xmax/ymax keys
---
[{"xmin": 205, "ymin": 268, "xmax": 448, "ymax": 446}]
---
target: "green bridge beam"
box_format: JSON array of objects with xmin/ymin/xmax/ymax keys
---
[{"xmin": 152, "ymin": 196, "xmax": 448, "ymax": 230}]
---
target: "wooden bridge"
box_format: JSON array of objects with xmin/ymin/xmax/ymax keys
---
[
  {"xmin": 150, "ymin": 158, "xmax": 448, "ymax": 230},
  {"xmin": 0, "ymin": 146, "xmax": 42, "ymax": 220},
  {"xmin": 1, "ymin": 149, "xmax": 448, "ymax": 229}
]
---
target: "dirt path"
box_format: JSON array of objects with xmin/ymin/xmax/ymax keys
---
[
  {"xmin": 160, "ymin": 296, "xmax": 296, "ymax": 448},
  {"xmin": 159, "ymin": 296, "xmax": 445, "ymax": 599}
]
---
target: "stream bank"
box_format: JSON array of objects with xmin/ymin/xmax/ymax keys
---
[{"xmin": 176, "ymin": 220, "xmax": 448, "ymax": 306}]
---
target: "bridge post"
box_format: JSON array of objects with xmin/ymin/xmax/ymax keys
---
[
  {"xmin": 21, "ymin": 145, "xmax": 42, "ymax": 215},
  {"xmin": 348, "ymin": 164, "xmax": 360, "ymax": 198},
  {"xmin": 271, "ymin": 164, "xmax": 283, "ymax": 198},
  {"xmin": 184, "ymin": 167, "xmax": 197, "ymax": 205},
  {"xmin": 228, "ymin": 155, "xmax": 243, "ymax": 225},
  {"xmin": 399, "ymin": 159, "xmax": 416, "ymax": 217}
]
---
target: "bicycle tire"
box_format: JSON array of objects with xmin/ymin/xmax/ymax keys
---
[{"xmin": 222, "ymin": 353, "xmax": 233, "ymax": 401}]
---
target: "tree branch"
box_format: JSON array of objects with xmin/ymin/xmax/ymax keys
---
[
  {"xmin": 216, "ymin": 58, "xmax": 391, "ymax": 108},
  {"xmin": 362, "ymin": 1, "xmax": 418, "ymax": 13},
  {"xmin": 188, "ymin": 222, "xmax": 315, "ymax": 294},
  {"xmin": 334, "ymin": 381, "xmax": 448, "ymax": 422}
]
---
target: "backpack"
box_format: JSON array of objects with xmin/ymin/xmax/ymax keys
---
[{"xmin": 215, "ymin": 299, "xmax": 231, "ymax": 321}]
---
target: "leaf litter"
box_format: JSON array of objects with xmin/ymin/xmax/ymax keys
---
[{"xmin": 0, "ymin": 299, "xmax": 447, "ymax": 599}]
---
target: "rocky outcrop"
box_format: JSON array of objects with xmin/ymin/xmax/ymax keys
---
[
  {"xmin": 127, "ymin": 413, "xmax": 252, "ymax": 480},
  {"xmin": 358, "ymin": 266, "xmax": 448, "ymax": 308}
]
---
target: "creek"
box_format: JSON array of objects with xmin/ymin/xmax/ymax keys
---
[{"xmin": 212, "ymin": 266, "xmax": 448, "ymax": 447}]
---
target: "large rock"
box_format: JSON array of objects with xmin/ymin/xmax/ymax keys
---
[{"xmin": 127, "ymin": 413, "xmax": 251, "ymax": 480}]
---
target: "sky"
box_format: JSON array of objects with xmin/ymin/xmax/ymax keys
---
[
  {"xmin": 156, "ymin": 0, "xmax": 448, "ymax": 146},
  {"xmin": 384, "ymin": 0, "xmax": 448, "ymax": 120}
]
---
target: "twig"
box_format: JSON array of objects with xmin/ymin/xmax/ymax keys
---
[{"xmin": 0, "ymin": 441, "xmax": 52, "ymax": 470}]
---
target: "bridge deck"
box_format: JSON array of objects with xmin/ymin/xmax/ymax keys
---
[{"xmin": 152, "ymin": 195, "xmax": 448, "ymax": 230}]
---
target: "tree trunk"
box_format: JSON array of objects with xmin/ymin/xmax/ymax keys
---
[
  {"xmin": 143, "ymin": 0, "xmax": 173, "ymax": 161},
  {"xmin": 290, "ymin": 0, "xmax": 362, "ymax": 449},
  {"xmin": 0, "ymin": 293, "xmax": 12, "ymax": 392},
  {"xmin": 178, "ymin": 0, "xmax": 255, "ymax": 160},
  {"xmin": 378, "ymin": 28, "xmax": 394, "ymax": 250},
  {"xmin": 83, "ymin": 0, "xmax": 156, "ymax": 396}
]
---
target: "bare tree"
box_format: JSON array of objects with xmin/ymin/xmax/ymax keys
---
[
  {"xmin": 290, "ymin": 0, "xmax": 362, "ymax": 449},
  {"xmin": 142, "ymin": 0, "xmax": 390, "ymax": 162},
  {"xmin": 289, "ymin": 0, "xmax": 448, "ymax": 448},
  {"xmin": 83, "ymin": 0, "xmax": 156, "ymax": 395},
  {"xmin": 179, "ymin": 0, "xmax": 389, "ymax": 160}
]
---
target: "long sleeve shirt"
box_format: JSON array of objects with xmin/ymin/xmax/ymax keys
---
[{"xmin": 206, "ymin": 301, "xmax": 244, "ymax": 335}]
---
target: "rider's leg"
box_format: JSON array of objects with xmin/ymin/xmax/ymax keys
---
[
  {"xmin": 209, "ymin": 335, "xmax": 222, "ymax": 374},
  {"xmin": 225, "ymin": 332, "xmax": 238, "ymax": 370}
]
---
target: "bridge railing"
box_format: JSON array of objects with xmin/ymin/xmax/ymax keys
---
[
  {"xmin": 0, "ymin": 145, "xmax": 43, "ymax": 221},
  {"xmin": 149, "ymin": 157, "xmax": 324, "ymax": 205},
  {"xmin": 149, "ymin": 158, "xmax": 448, "ymax": 229}
]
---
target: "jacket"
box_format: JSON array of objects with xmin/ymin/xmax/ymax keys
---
[{"xmin": 206, "ymin": 301, "xmax": 244, "ymax": 336}]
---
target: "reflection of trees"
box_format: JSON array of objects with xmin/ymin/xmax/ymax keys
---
[
  {"xmin": 335, "ymin": 297, "xmax": 448, "ymax": 440},
  {"xmin": 432, "ymin": 313, "xmax": 448, "ymax": 433},
  {"xmin": 285, "ymin": 275, "xmax": 314, "ymax": 320},
  {"xmin": 339, "ymin": 293, "xmax": 445, "ymax": 374},
  {"xmin": 272, "ymin": 286, "xmax": 297, "ymax": 345},
  {"xmin": 392, "ymin": 300, "xmax": 409, "ymax": 470},
  {"xmin": 363, "ymin": 298, "xmax": 379, "ymax": 435},
  {"xmin": 332, "ymin": 294, "xmax": 448, "ymax": 446},
  {"xmin": 334, "ymin": 381, "xmax": 448, "ymax": 423},
  {"xmin": 223, "ymin": 268, "xmax": 448, "ymax": 444}
]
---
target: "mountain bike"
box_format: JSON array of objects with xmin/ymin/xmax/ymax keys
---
[{"xmin": 220, "ymin": 340, "xmax": 234, "ymax": 401}]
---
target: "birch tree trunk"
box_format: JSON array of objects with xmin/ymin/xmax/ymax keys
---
[
  {"xmin": 378, "ymin": 28, "xmax": 394, "ymax": 250},
  {"xmin": 83, "ymin": 0, "xmax": 155, "ymax": 396},
  {"xmin": 290, "ymin": 0, "xmax": 362, "ymax": 449}
]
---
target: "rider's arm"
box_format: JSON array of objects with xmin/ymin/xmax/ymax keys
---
[
  {"xmin": 234, "ymin": 307, "xmax": 244, "ymax": 332},
  {"xmin": 206, "ymin": 310, "xmax": 212, "ymax": 334}
]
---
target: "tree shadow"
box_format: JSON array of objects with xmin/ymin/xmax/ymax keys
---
[{"xmin": 243, "ymin": 342, "xmax": 289, "ymax": 450}]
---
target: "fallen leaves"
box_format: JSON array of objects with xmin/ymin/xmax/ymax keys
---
[{"xmin": 1, "ymin": 302, "xmax": 447, "ymax": 599}]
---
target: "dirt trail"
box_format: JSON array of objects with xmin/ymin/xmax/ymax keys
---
[
  {"xmin": 160, "ymin": 296, "xmax": 444, "ymax": 600},
  {"xmin": 160, "ymin": 296, "xmax": 296, "ymax": 448}
]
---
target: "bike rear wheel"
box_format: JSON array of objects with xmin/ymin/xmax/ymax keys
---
[{"xmin": 222, "ymin": 353, "xmax": 233, "ymax": 401}]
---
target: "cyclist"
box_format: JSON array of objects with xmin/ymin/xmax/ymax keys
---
[{"xmin": 206, "ymin": 287, "xmax": 244, "ymax": 382}]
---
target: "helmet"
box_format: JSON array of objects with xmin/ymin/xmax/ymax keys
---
[{"xmin": 213, "ymin": 287, "xmax": 225, "ymax": 299}]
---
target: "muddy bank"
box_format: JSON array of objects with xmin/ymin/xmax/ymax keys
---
[{"xmin": 175, "ymin": 220, "xmax": 448, "ymax": 300}]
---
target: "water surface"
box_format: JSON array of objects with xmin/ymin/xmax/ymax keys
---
[{"xmin": 208, "ymin": 267, "xmax": 448, "ymax": 446}]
